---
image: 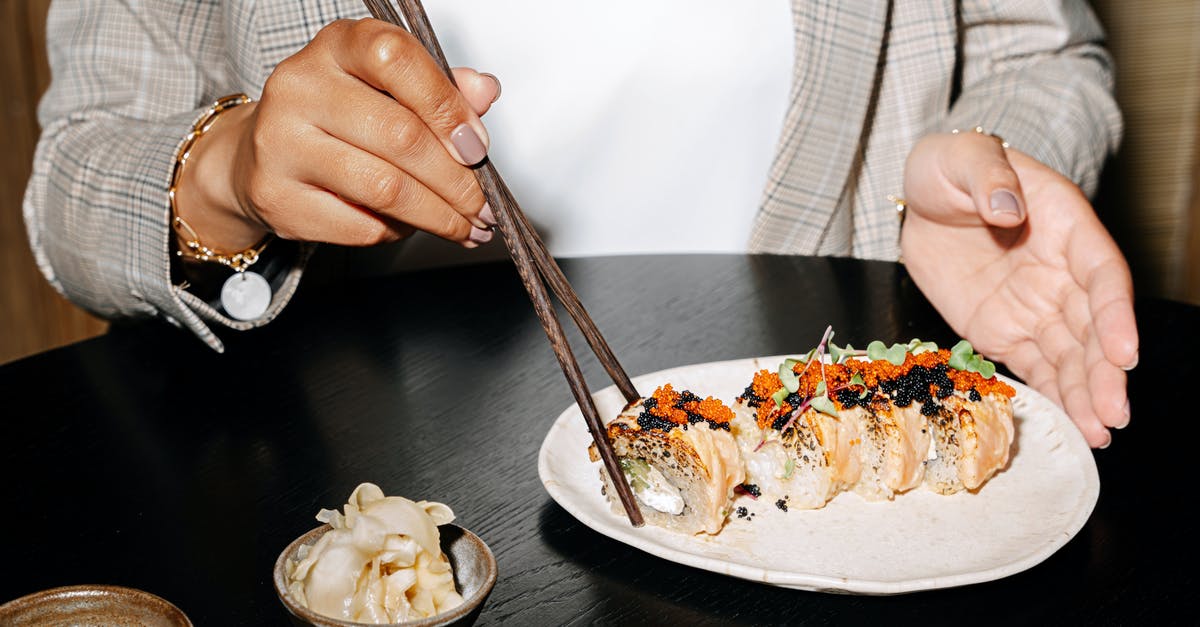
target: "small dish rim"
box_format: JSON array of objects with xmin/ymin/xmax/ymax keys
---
[
  {"xmin": 272, "ymin": 522, "xmax": 497, "ymax": 627},
  {"xmin": 0, "ymin": 583, "xmax": 193, "ymax": 625}
]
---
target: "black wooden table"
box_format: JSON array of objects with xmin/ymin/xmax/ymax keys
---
[{"xmin": 1, "ymin": 255, "xmax": 1195, "ymax": 625}]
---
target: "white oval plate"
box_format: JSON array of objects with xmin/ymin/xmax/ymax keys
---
[{"xmin": 537, "ymin": 355, "xmax": 1099, "ymax": 595}]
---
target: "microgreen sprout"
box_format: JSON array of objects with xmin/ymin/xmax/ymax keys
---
[
  {"xmin": 811, "ymin": 364, "xmax": 839, "ymax": 418},
  {"xmin": 828, "ymin": 343, "xmax": 865, "ymax": 365},
  {"xmin": 809, "ymin": 395, "xmax": 838, "ymax": 417},
  {"xmin": 814, "ymin": 326, "xmax": 834, "ymax": 359},
  {"xmin": 760, "ymin": 326, "xmax": 838, "ymax": 446},
  {"xmin": 907, "ymin": 338, "xmax": 939, "ymax": 355},
  {"xmin": 771, "ymin": 387, "xmax": 789, "ymax": 408},
  {"xmin": 969, "ymin": 354, "xmax": 997, "ymax": 378},
  {"xmin": 848, "ymin": 373, "xmax": 868, "ymax": 399},
  {"xmin": 948, "ymin": 340, "xmax": 973, "ymax": 370},
  {"xmin": 944, "ymin": 339, "xmax": 998, "ymax": 378},
  {"xmin": 779, "ymin": 362, "xmax": 800, "ymax": 394},
  {"xmin": 866, "ymin": 340, "xmax": 913, "ymax": 365}
]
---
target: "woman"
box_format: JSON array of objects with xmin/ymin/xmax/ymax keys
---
[{"xmin": 24, "ymin": 0, "xmax": 1136, "ymax": 447}]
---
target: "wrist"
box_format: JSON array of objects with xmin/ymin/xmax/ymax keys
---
[{"xmin": 174, "ymin": 101, "xmax": 269, "ymax": 252}]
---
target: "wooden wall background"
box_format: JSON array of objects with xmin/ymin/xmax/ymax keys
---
[
  {"xmin": 1091, "ymin": 0, "xmax": 1200, "ymax": 305},
  {"xmin": 1, "ymin": 0, "xmax": 107, "ymax": 365},
  {"xmin": 1, "ymin": 1, "xmax": 1197, "ymax": 364}
]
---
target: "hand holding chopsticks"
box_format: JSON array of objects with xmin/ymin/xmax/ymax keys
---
[{"xmin": 361, "ymin": 0, "xmax": 645, "ymax": 526}]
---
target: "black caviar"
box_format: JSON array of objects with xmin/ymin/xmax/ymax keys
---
[
  {"xmin": 829, "ymin": 364, "xmax": 963, "ymax": 420},
  {"xmin": 636, "ymin": 412, "xmax": 679, "ymax": 432}
]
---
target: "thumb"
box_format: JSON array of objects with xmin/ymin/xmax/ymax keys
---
[
  {"xmin": 451, "ymin": 67, "xmax": 501, "ymax": 117},
  {"xmin": 942, "ymin": 134, "xmax": 1027, "ymax": 229}
]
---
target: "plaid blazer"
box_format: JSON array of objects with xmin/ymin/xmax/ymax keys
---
[{"xmin": 24, "ymin": 0, "xmax": 1121, "ymax": 351}]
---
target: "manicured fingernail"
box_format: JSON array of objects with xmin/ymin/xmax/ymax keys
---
[
  {"xmin": 468, "ymin": 225, "xmax": 492, "ymax": 245},
  {"xmin": 1115, "ymin": 400, "xmax": 1130, "ymax": 429},
  {"xmin": 1121, "ymin": 351, "xmax": 1138, "ymax": 371},
  {"xmin": 990, "ymin": 190, "xmax": 1021, "ymax": 218},
  {"xmin": 451, "ymin": 123, "xmax": 487, "ymax": 165},
  {"xmin": 479, "ymin": 202, "xmax": 496, "ymax": 227},
  {"xmin": 1098, "ymin": 433, "xmax": 1112, "ymax": 449},
  {"xmin": 480, "ymin": 72, "xmax": 502, "ymax": 103}
]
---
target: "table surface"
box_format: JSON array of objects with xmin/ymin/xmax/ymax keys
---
[{"xmin": 1, "ymin": 254, "xmax": 1195, "ymax": 625}]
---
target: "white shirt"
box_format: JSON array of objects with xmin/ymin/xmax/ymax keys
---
[{"xmin": 379, "ymin": 1, "xmax": 792, "ymax": 268}]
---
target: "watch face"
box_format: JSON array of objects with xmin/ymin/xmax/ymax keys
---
[{"xmin": 220, "ymin": 271, "xmax": 272, "ymax": 321}]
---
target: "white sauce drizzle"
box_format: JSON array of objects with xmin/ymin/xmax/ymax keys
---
[{"xmin": 625, "ymin": 466, "xmax": 685, "ymax": 515}]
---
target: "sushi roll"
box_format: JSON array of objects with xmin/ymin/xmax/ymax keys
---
[
  {"xmin": 730, "ymin": 371, "xmax": 853, "ymax": 510},
  {"xmin": 922, "ymin": 385, "xmax": 1015, "ymax": 494},
  {"xmin": 832, "ymin": 346, "xmax": 1015, "ymax": 495},
  {"xmin": 734, "ymin": 340, "xmax": 1016, "ymax": 508},
  {"xmin": 589, "ymin": 384, "xmax": 744, "ymax": 535}
]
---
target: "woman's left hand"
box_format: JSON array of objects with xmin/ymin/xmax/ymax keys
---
[{"xmin": 901, "ymin": 130, "xmax": 1139, "ymax": 448}]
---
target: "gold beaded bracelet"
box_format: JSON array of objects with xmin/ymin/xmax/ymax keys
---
[
  {"xmin": 168, "ymin": 93, "xmax": 272, "ymax": 272},
  {"xmin": 887, "ymin": 194, "xmax": 907, "ymax": 226},
  {"xmin": 172, "ymin": 214, "xmax": 272, "ymax": 272},
  {"xmin": 951, "ymin": 125, "xmax": 1010, "ymax": 149}
]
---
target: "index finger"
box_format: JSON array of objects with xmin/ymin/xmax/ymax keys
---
[
  {"xmin": 1066, "ymin": 216, "xmax": 1139, "ymax": 370},
  {"xmin": 324, "ymin": 18, "xmax": 490, "ymax": 166}
]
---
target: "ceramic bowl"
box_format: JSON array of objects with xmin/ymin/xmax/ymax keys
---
[
  {"xmin": 0, "ymin": 584, "xmax": 192, "ymax": 625},
  {"xmin": 273, "ymin": 523, "xmax": 497, "ymax": 627}
]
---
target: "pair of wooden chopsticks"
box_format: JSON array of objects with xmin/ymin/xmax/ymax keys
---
[{"xmin": 361, "ymin": 0, "xmax": 645, "ymax": 527}]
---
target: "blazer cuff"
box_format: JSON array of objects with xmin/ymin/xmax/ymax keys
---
[
  {"xmin": 29, "ymin": 106, "xmax": 313, "ymax": 353},
  {"xmin": 938, "ymin": 59, "xmax": 1122, "ymax": 197}
]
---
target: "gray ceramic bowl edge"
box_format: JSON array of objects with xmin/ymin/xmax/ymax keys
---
[{"xmin": 0, "ymin": 584, "xmax": 193, "ymax": 625}]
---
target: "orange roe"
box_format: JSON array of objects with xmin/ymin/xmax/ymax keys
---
[
  {"xmin": 647, "ymin": 384, "xmax": 689, "ymax": 425},
  {"xmin": 747, "ymin": 349, "xmax": 1014, "ymax": 430},
  {"xmin": 692, "ymin": 396, "xmax": 734, "ymax": 424},
  {"xmin": 646, "ymin": 384, "xmax": 733, "ymax": 426},
  {"xmin": 749, "ymin": 370, "xmax": 782, "ymax": 400}
]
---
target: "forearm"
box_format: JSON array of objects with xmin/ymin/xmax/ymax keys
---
[{"xmin": 24, "ymin": 0, "xmax": 308, "ymax": 351}]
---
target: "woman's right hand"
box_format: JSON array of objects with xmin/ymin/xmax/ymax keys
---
[{"xmin": 175, "ymin": 18, "xmax": 502, "ymax": 252}]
